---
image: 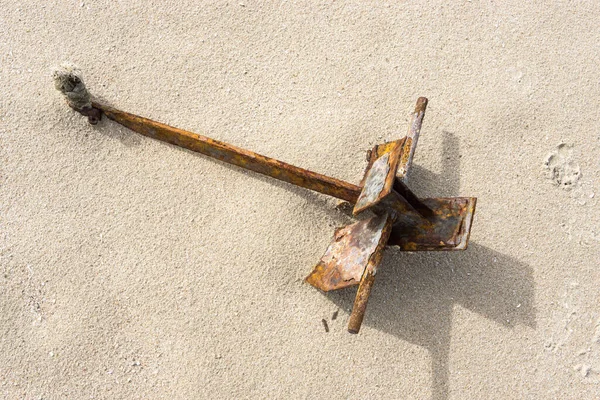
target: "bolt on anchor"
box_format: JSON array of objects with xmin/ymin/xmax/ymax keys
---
[{"xmin": 53, "ymin": 64, "xmax": 476, "ymax": 334}]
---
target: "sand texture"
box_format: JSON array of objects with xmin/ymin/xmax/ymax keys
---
[{"xmin": 1, "ymin": 2, "xmax": 600, "ymax": 399}]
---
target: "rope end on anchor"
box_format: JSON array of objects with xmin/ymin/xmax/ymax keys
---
[{"xmin": 52, "ymin": 62, "xmax": 101, "ymax": 125}]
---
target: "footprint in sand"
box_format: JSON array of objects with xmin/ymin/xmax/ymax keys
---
[{"xmin": 544, "ymin": 144, "xmax": 581, "ymax": 190}]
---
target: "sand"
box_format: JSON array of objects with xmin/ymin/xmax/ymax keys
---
[{"xmin": 1, "ymin": 1, "xmax": 599, "ymax": 399}]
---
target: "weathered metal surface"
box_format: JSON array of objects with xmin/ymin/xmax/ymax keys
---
[
  {"xmin": 305, "ymin": 214, "xmax": 390, "ymax": 292},
  {"xmin": 393, "ymin": 179, "xmax": 434, "ymax": 218},
  {"xmin": 347, "ymin": 213, "xmax": 394, "ymax": 334},
  {"xmin": 388, "ymin": 197, "xmax": 477, "ymax": 250},
  {"xmin": 353, "ymin": 140, "xmax": 403, "ymax": 215},
  {"xmin": 349, "ymin": 97, "xmax": 424, "ymax": 213},
  {"xmin": 357, "ymin": 138, "xmax": 432, "ymax": 228},
  {"xmin": 355, "ymin": 153, "xmax": 390, "ymax": 210},
  {"xmin": 54, "ymin": 84, "xmax": 476, "ymax": 335},
  {"xmin": 374, "ymin": 189, "xmax": 434, "ymax": 228},
  {"xmin": 397, "ymin": 97, "xmax": 428, "ymax": 180},
  {"xmin": 347, "ymin": 272, "xmax": 375, "ymax": 334},
  {"xmin": 91, "ymin": 102, "xmax": 362, "ymax": 203}
]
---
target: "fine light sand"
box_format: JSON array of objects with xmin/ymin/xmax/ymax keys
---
[{"xmin": 1, "ymin": 2, "xmax": 599, "ymax": 399}]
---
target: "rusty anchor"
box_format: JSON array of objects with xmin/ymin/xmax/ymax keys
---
[{"xmin": 54, "ymin": 65, "xmax": 476, "ymax": 334}]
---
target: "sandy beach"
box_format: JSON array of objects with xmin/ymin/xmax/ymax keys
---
[{"xmin": 1, "ymin": 2, "xmax": 599, "ymax": 398}]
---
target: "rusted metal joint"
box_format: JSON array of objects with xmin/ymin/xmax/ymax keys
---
[
  {"xmin": 72, "ymin": 105, "xmax": 102, "ymax": 125},
  {"xmin": 54, "ymin": 69, "xmax": 476, "ymax": 335}
]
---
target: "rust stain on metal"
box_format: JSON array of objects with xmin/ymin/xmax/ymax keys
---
[
  {"xmin": 353, "ymin": 140, "xmax": 404, "ymax": 215},
  {"xmin": 92, "ymin": 102, "xmax": 361, "ymax": 204},
  {"xmin": 305, "ymin": 214, "xmax": 390, "ymax": 292},
  {"xmin": 354, "ymin": 152, "xmax": 390, "ymax": 211},
  {"xmin": 388, "ymin": 197, "xmax": 477, "ymax": 250},
  {"xmin": 397, "ymin": 97, "xmax": 427, "ymax": 180},
  {"xmin": 357, "ymin": 140, "xmax": 433, "ymax": 228},
  {"xmin": 376, "ymin": 190, "xmax": 432, "ymax": 228},
  {"xmin": 347, "ymin": 213, "xmax": 394, "ymax": 334}
]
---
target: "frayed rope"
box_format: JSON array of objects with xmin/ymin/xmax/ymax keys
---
[{"xmin": 52, "ymin": 62, "xmax": 92, "ymax": 111}]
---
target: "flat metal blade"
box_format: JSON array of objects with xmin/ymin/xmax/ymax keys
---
[
  {"xmin": 305, "ymin": 214, "xmax": 390, "ymax": 292},
  {"xmin": 353, "ymin": 140, "xmax": 404, "ymax": 215},
  {"xmin": 388, "ymin": 197, "xmax": 477, "ymax": 250}
]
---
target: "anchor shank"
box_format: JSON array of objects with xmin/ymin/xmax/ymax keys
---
[{"xmin": 93, "ymin": 102, "xmax": 361, "ymax": 203}]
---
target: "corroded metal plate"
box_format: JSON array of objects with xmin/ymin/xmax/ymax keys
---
[
  {"xmin": 388, "ymin": 197, "xmax": 477, "ymax": 250},
  {"xmin": 305, "ymin": 214, "xmax": 390, "ymax": 292},
  {"xmin": 353, "ymin": 140, "xmax": 404, "ymax": 215}
]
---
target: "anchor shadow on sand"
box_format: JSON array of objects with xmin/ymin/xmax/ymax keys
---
[
  {"xmin": 323, "ymin": 131, "xmax": 536, "ymax": 400},
  {"xmin": 91, "ymin": 109, "xmax": 535, "ymax": 399}
]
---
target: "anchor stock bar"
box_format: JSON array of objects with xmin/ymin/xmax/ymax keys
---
[{"xmin": 397, "ymin": 96, "xmax": 428, "ymax": 180}]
